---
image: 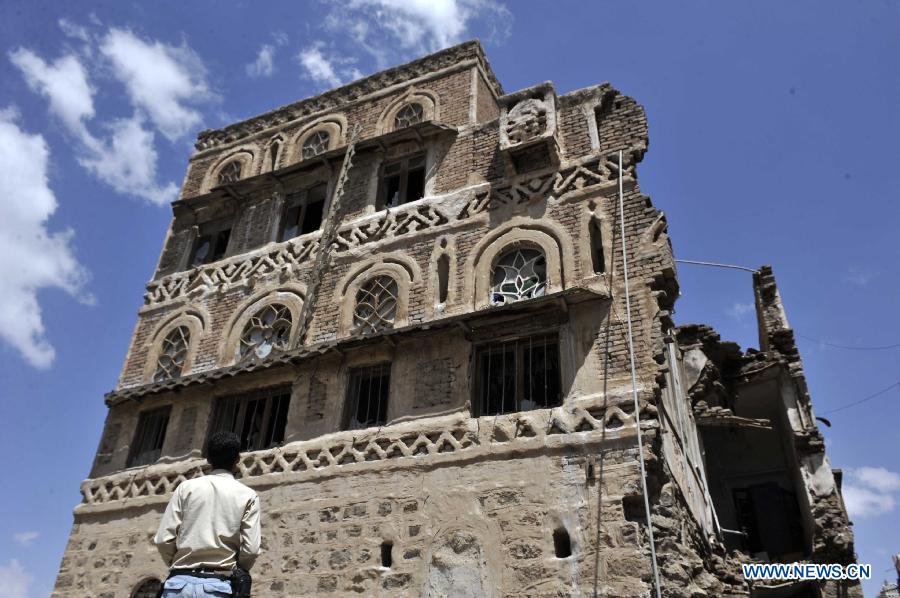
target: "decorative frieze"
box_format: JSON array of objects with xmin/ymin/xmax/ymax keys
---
[{"xmin": 79, "ymin": 400, "xmax": 650, "ymax": 508}]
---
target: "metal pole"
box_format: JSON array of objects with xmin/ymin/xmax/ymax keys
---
[{"xmin": 618, "ymin": 150, "xmax": 663, "ymax": 598}]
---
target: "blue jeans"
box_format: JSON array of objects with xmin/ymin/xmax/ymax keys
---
[{"xmin": 162, "ymin": 574, "xmax": 232, "ymax": 597}]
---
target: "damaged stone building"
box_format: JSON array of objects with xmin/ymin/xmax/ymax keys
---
[{"xmin": 53, "ymin": 41, "xmax": 861, "ymax": 597}]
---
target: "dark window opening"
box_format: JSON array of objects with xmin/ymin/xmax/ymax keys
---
[
  {"xmin": 190, "ymin": 220, "xmax": 232, "ymax": 267},
  {"xmin": 131, "ymin": 579, "xmax": 163, "ymax": 598},
  {"xmin": 589, "ymin": 219, "xmax": 605, "ymax": 274},
  {"xmin": 437, "ymin": 253, "xmax": 450, "ymax": 303},
  {"xmin": 553, "ymin": 528, "xmax": 572, "ymax": 558},
  {"xmin": 380, "ymin": 541, "xmax": 393, "ymax": 568},
  {"xmin": 127, "ymin": 407, "xmax": 171, "ymax": 467},
  {"xmin": 379, "ymin": 154, "xmax": 426, "ymax": 209},
  {"xmin": 269, "ymin": 142, "xmax": 281, "ymax": 171},
  {"xmin": 280, "ymin": 183, "xmax": 327, "ymax": 240},
  {"xmin": 474, "ymin": 333, "xmax": 561, "ymax": 416},
  {"xmin": 622, "ymin": 495, "xmax": 647, "ymax": 524},
  {"xmin": 344, "ymin": 364, "xmax": 391, "ymax": 430},
  {"xmin": 732, "ymin": 484, "xmax": 805, "ymax": 561},
  {"xmin": 208, "ymin": 387, "xmax": 291, "ymax": 452}
]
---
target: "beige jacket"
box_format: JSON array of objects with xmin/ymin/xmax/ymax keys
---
[{"xmin": 154, "ymin": 469, "xmax": 261, "ymax": 571}]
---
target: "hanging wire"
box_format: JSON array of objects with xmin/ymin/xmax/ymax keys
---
[
  {"xmin": 797, "ymin": 334, "xmax": 900, "ymax": 351},
  {"xmin": 818, "ymin": 381, "xmax": 900, "ymax": 416},
  {"xmin": 617, "ymin": 150, "xmax": 663, "ymax": 598},
  {"xmin": 675, "ymin": 259, "xmax": 759, "ymax": 273}
]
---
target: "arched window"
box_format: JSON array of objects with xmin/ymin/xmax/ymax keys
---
[
  {"xmin": 394, "ymin": 103, "xmax": 424, "ymax": 129},
  {"xmin": 490, "ymin": 248, "xmax": 547, "ymax": 305},
  {"xmin": 302, "ymin": 130, "xmax": 330, "ymax": 159},
  {"xmin": 354, "ymin": 276, "xmax": 398, "ymax": 334},
  {"xmin": 217, "ymin": 160, "xmax": 243, "ymax": 185},
  {"xmin": 131, "ymin": 579, "xmax": 163, "ymax": 598},
  {"xmin": 154, "ymin": 325, "xmax": 190, "ymax": 382},
  {"xmin": 239, "ymin": 303, "xmax": 293, "ymax": 361},
  {"xmin": 268, "ymin": 140, "xmax": 282, "ymax": 171}
]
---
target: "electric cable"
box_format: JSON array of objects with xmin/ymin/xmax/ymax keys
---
[
  {"xmin": 797, "ymin": 334, "xmax": 900, "ymax": 351},
  {"xmin": 818, "ymin": 381, "xmax": 900, "ymax": 416},
  {"xmin": 617, "ymin": 150, "xmax": 663, "ymax": 598}
]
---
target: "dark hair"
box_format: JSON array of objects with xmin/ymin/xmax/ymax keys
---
[{"xmin": 206, "ymin": 431, "xmax": 241, "ymax": 470}]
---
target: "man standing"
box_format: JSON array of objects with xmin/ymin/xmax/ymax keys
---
[{"xmin": 154, "ymin": 431, "xmax": 261, "ymax": 596}]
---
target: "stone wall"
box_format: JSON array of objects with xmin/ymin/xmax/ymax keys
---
[{"xmin": 57, "ymin": 39, "xmax": 859, "ymax": 598}]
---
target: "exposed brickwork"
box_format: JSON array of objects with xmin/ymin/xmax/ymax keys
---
[{"xmin": 55, "ymin": 40, "xmax": 858, "ymax": 598}]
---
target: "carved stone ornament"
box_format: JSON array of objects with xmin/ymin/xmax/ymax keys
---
[{"xmin": 505, "ymin": 99, "xmax": 548, "ymax": 145}]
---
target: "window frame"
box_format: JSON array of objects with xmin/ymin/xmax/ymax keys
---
[
  {"xmin": 127, "ymin": 406, "xmax": 172, "ymax": 467},
  {"xmin": 207, "ymin": 386, "xmax": 292, "ymax": 453},
  {"xmin": 278, "ymin": 183, "xmax": 329, "ymax": 242},
  {"xmin": 153, "ymin": 325, "xmax": 191, "ymax": 382},
  {"xmin": 189, "ymin": 217, "xmax": 233, "ymax": 268},
  {"xmin": 343, "ymin": 363, "xmax": 392, "ymax": 431},
  {"xmin": 472, "ymin": 332, "xmax": 562, "ymax": 417},
  {"xmin": 217, "ymin": 159, "xmax": 243, "ymax": 185},
  {"xmin": 377, "ymin": 152, "xmax": 427, "ymax": 209}
]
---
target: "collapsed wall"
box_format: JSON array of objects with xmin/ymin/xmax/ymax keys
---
[{"xmin": 52, "ymin": 40, "xmax": 859, "ymax": 597}]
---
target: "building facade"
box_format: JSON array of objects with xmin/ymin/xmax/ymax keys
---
[{"xmin": 53, "ymin": 41, "xmax": 860, "ymax": 597}]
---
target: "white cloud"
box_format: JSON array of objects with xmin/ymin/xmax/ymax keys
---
[
  {"xmin": 0, "ymin": 109, "xmax": 90, "ymax": 369},
  {"xmin": 58, "ymin": 18, "xmax": 92, "ymax": 44},
  {"xmin": 13, "ymin": 531, "xmax": 39, "ymax": 546},
  {"xmin": 844, "ymin": 266, "xmax": 876, "ymax": 286},
  {"xmin": 247, "ymin": 44, "xmax": 276, "ymax": 78},
  {"xmin": 726, "ymin": 302, "xmax": 755, "ymax": 319},
  {"xmin": 843, "ymin": 466, "xmax": 900, "ymax": 519},
  {"xmin": 298, "ymin": 44, "xmax": 344, "ymax": 88},
  {"xmin": 851, "ymin": 467, "xmax": 900, "ymax": 494},
  {"xmin": 325, "ymin": 0, "xmax": 511, "ymax": 64},
  {"xmin": 79, "ymin": 116, "xmax": 177, "ymax": 206},
  {"xmin": 100, "ymin": 28, "xmax": 212, "ymax": 141},
  {"xmin": 843, "ymin": 484, "xmax": 895, "ymax": 518},
  {"xmin": 10, "ymin": 29, "xmax": 199, "ymax": 205},
  {"xmin": 9, "ymin": 49, "xmax": 95, "ymax": 138},
  {"xmin": 0, "ymin": 560, "xmax": 31, "ymax": 598}
]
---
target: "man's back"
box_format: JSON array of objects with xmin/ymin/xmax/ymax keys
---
[{"xmin": 155, "ymin": 469, "xmax": 261, "ymax": 572}]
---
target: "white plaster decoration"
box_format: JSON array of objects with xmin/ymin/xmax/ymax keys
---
[
  {"xmin": 200, "ymin": 147, "xmax": 259, "ymax": 193},
  {"xmin": 353, "ymin": 275, "xmax": 399, "ymax": 333},
  {"xmin": 489, "ymin": 248, "xmax": 547, "ymax": 306},
  {"xmin": 141, "ymin": 310, "xmax": 207, "ymax": 384},
  {"xmin": 219, "ymin": 288, "xmax": 305, "ymax": 366},
  {"xmin": 376, "ymin": 89, "xmax": 438, "ymax": 135},
  {"xmin": 79, "ymin": 398, "xmax": 650, "ymax": 507},
  {"xmin": 238, "ymin": 303, "xmax": 293, "ymax": 361}
]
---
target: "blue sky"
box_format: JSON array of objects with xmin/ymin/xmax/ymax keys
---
[{"xmin": 0, "ymin": 1, "xmax": 897, "ymax": 595}]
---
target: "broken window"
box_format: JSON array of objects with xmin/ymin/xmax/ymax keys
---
[
  {"xmin": 302, "ymin": 130, "xmax": 330, "ymax": 160},
  {"xmin": 732, "ymin": 484, "xmax": 805, "ymax": 561},
  {"xmin": 378, "ymin": 153, "xmax": 426, "ymax": 209},
  {"xmin": 190, "ymin": 219, "xmax": 232, "ymax": 267},
  {"xmin": 490, "ymin": 247, "xmax": 547, "ymax": 305},
  {"xmin": 589, "ymin": 219, "xmax": 605, "ymax": 274},
  {"xmin": 280, "ymin": 183, "xmax": 327, "ymax": 240},
  {"xmin": 474, "ymin": 333, "xmax": 561, "ymax": 416},
  {"xmin": 217, "ymin": 160, "xmax": 242, "ymax": 185},
  {"xmin": 208, "ymin": 386, "xmax": 291, "ymax": 452},
  {"xmin": 353, "ymin": 275, "xmax": 398, "ymax": 334},
  {"xmin": 394, "ymin": 103, "xmax": 424, "ymax": 129},
  {"xmin": 344, "ymin": 364, "xmax": 391, "ymax": 430},
  {"xmin": 239, "ymin": 303, "xmax": 293, "ymax": 361},
  {"xmin": 131, "ymin": 579, "xmax": 163, "ymax": 598},
  {"xmin": 127, "ymin": 406, "xmax": 171, "ymax": 467},
  {"xmin": 153, "ymin": 325, "xmax": 190, "ymax": 382}
]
